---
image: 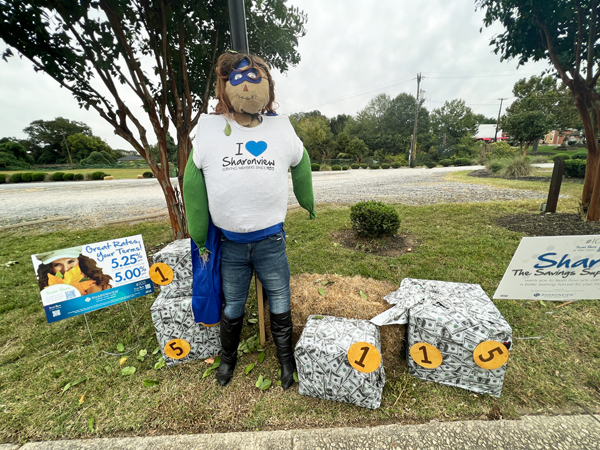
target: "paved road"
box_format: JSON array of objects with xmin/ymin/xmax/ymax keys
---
[
  {"xmin": 2, "ymin": 414, "xmax": 598, "ymax": 449},
  {"xmin": 0, "ymin": 166, "xmax": 548, "ymax": 229}
]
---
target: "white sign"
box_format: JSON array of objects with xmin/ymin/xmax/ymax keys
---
[{"xmin": 494, "ymin": 235, "xmax": 600, "ymax": 300}]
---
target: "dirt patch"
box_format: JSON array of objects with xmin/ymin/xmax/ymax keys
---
[
  {"xmin": 331, "ymin": 230, "xmax": 417, "ymax": 257},
  {"xmin": 469, "ymin": 169, "xmax": 583, "ymax": 184},
  {"xmin": 496, "ymin": 213, "xmax": 600, "ymax": 236}
]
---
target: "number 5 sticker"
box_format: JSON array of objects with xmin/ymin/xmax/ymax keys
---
[
  {"xmin": 473, "ymin": 341, "xmax": 509, "ymax": 370},
  {"xmin": 347, "ymin": 342, "xmax": 381, "ymax": 373},
  {"xmin": 164, "ymin": 339, "xmax": 191, "ymax": 360}
]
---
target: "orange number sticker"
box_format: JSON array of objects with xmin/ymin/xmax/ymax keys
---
[
  {"xmin": 164, "ymin": 339, "xmax": 191, "ymax": 360},
  {"xmin": 150, "ymin": 263, "xmax": 174, "ymax": 286},
  {"xmin": 410, "ymin": 342, "xmax": 443, "ymax": 369},
  {"xmin": 347, "ymin": 342, "xmax": 381, "ymax": 373},
  {"xmin": 473, "ymin": 341, "xmax": 509, "ymax": 370}
]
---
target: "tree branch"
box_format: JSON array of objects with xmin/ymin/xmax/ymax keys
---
[
  {"xmin": 587, "ymin": 0, "xmax": 597, "ymax": 83},
  {"xmin": 574, "ymin": 0, "xmax": 584, "ymax": 73}
]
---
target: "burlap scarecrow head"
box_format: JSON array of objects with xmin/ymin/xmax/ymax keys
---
[{"xmin": 214, "ymin": 52, "xmax": 276, "ymax": 116}]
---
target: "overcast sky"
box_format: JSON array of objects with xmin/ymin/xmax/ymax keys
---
[{"xmin": 0, "ymin": 0, "xmax": 551, "ymax": 151}]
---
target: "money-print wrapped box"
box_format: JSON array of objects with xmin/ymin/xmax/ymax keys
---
[
  {"xmin": 295, "ymin": 315, "xmax": 385, "ymax": 409},
  {"xmin": 151, "ymin": 293, "xmax": 221, "ymax": 367},
  {"xmin": 152, "ymin": 239, "xmax": 193, "ymax": 299},
  {"xmin": 372, "ymin": 278, "xmax": 512, "ymax": 397}
]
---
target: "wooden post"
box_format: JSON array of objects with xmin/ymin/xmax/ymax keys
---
[
  {"xmin": 544, "ymin": 159, "xmax": 565, "ymax": 213},
  {"xmin": 255, "ymin": 277, "xmax": 266, "ymax": 346}
]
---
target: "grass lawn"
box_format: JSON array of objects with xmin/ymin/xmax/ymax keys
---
[
  {"xmin": 0, "ymin": 167, "xmax": 153, "ymax": 180},
  {"xmin": 0, "ymin": 181, "xmax": 599, "ymax": 443}
]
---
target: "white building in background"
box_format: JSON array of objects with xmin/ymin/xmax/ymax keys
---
[{"xmin": 474, "ymin": 124, "xmax": 506, "ymax": 141}]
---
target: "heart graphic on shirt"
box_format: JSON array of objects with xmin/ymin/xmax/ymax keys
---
[{"xmin": 245, "ymin": 141, "xmax": 268, "ymax": 157}]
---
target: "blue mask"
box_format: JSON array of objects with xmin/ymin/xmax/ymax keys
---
[{"xmin": 229, "ymin": 59, "xmax": 262, "ymax": 86}]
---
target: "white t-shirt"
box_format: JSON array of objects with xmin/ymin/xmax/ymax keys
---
[{"xmin": 193, "ymin": 114, "xmax": 304, "ymax": 234}]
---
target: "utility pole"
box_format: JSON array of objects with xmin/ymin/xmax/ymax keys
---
[
  {"xmin": 228, "ymin": 0, "xmax": 249, "ymax": 53},
  {"xmin": 409, "ymin": 73, "xmax": 422, "ymax": 168},
  {"xmin": 495, "ymin": 98, "xmax": 508, "ymax": 141}
]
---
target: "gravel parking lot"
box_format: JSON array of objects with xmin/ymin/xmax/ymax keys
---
[{"xmin": 0, "ymin": 166, "xmax": 548, "ymax": 230}]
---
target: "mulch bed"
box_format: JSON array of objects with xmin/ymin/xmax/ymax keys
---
[
  {"xmin": 469, "ymin": 169, "xmax": 584, "ymax": 184},
  {"xmin": 331, "ymin": 230, "xmax": 417, "ymax": 257},
  {"xmin": 496, "ymin": 213, "xmax": 600, "ymax": 236}
]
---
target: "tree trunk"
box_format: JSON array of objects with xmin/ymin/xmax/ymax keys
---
[
  {"xmin": 155, "ymin": 170, "xmax": 187, "ymax": 240},
  {"xmin": 531, "ymin": 139, "xmax": 539, "ymax": 154}
]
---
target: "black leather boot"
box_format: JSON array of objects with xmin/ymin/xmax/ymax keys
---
[
  {"xmin": 216, "ymin": 313, "xmax": 244, "ymax": 386},
  {"xmin": 270, "ymin": 310, "xmax": 297, "ymax": 390}
]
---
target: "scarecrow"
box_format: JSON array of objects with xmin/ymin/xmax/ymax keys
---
[{"xmin": 183, "ymin": 52, "xmax": 316, "ymax": 389}]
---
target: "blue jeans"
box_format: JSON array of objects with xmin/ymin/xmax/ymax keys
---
[{"xmin": 220, "ymin": 231, "xmax": 291, "ymax": 319}]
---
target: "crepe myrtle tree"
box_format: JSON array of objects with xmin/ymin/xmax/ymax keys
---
[
  {"xmin": 477, "ymin": 0, "xmax": 600, "ymax": 220},
  {"xmin": 0, "ymin": 0, "xmax": 307, "ymax": 238}
]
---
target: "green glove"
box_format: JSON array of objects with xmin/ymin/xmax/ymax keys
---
[
  {"xmin": 291, "ymin": 148, "xmax": 316, "ymax": 219},
  {"xmin": 183, "ymin": 150, "xmax": 209, "ymax": 248}
]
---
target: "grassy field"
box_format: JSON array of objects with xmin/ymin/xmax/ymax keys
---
[
  {"xmin": 0, "ymin": 167, "xmax": 153, "ymax": 180},
  {"xmin": 0, "ymin": 175, "xmax": 599, "ymax": 443}
]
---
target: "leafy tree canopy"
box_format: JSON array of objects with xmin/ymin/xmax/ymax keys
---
[{"xmin": 431, "ymin": 99, "xmax": 478, "ymax": 145}]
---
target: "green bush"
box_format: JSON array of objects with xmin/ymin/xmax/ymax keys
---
[
  {"xmin": 454, "ymin": 158, "xmax": 471, "ymax": 166},
  {"xmin": 565, "ymin": 159, "xmax": 586, "ymax": 178},
  {"xmin": 369, "ymin": 164, "xmax": 380, "ymax": 170},
  {"xmin": 491, "ymin": 141, "xmax": 516, "ymax": 159},
  {"xmin": 381, "ymin": 163, "xmax": 390, "ymax": 169},
  {"xmin": 21, "ymin": 172, "xmax": 33, "ymax": 182},
  {"xmin": 74, "ymin": 173, "xmax": 85, "ymax": 181},
  {"xmin": 571, "ymin": 152, "xmax": 587, "ymax": 160},
  {"xmin": 143, "ymin": 171, "xmax": 154, "ymax": 178},
  {"xmin": 498, "ymin": 156, "xmax": 533, "ymax": 178},
  {"xmin": 350, "ymin": 200, "xmax": 401, "ymax": 238},
  {"xmin": 567, "ymin": 140, "xmax": 576, "ymax": 146},
  {"xmin": 360, "ymin": 163, "xmax": 368, "ymax": 169},
  {"xmin": 391, "ymin": 162, "xmax": 401, "ymax": 169},
  {"xmin": 0, "ymin": 174, "xmax": 6, "ymax": 183},
  {"xmin": 311, "ymin": 163, "xmax": 321, "ymax": 172},
  {"xmin": 51, "ymin": 172, "xmax": 66, "ymax": 181},
  {"xmin": 553, "ymin": 154, "xmax": 570, "ymax": 162},
  {"xmin": 331, "ymin": 165, "xmax": 342, "ymax": 171},
  {"xmin": 79, "ymin": 151, "xmax": 117, "ymax": 166},
  {"xmin": 10, "ymin": 173, "xmax": 23, "ymax": 183},
  {"xmin": 439, "ymin": 159, "xmax": 452, "ymax": 167},
  {"xmin": 342, "ymin": 166, "xmax": 349, "ymax": 170},
  {"xmin": 31, "ymin": 172, "xmax": 46, "ymax": 181},
  {"xmin": 90, "ymin": 171, "xmax": 107, "ymax": 180},
  {"xmin": 424, "ymin": 161, "xmax": 437, "ymax": 168},
  {"xmin": 489, "ymin": 161, "xmax": 503, "ymax": 173},
  {"xmin": 62, "ymin": 173, "xmax": 75, "ymax": 181},
  {"xmin": 350, "ymin": 163, "xmax": 359, "ymax": 169}
]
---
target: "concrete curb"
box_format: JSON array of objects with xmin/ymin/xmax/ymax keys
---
[{"xmin": 9, "ymin": 415, "xmax": 600, "ymax": 450}]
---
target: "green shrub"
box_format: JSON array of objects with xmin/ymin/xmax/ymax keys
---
[
  {"xmin": 391, "ymin": 162, "xmax": 401, "ymax": 169},
  {"xmin": 567, "ymin": 140, "xmax": 576, "ymax": 146},
  {"xmin": 331, "ymin": 165, "xmax": 342, "ymax": 171},
  {"xmin": 360, "ymin": 163, "xmax": 368, "ymax": 169},
  {"xmin": 51, "ymin": 172, "xmax": 66, "ymax": 181},
  {"xmin": 74, "ymin": 173, "xmax": 85, "ymax": 181},
  {"xmin": 90, "ymin": 171, "xmax": 107, "ymax": 180},
  {"xmin": 143, "ymin": 171, "xmax": 154, "ymax": 178},
  {"xmin": 0, "ymin": 174, "xmax": 6, "ymax": 183},
  {"xmin": 565, "ymin": 159, "xmax": 586, "ymax": 178},
  {"xmin": 489, "ymin": 161, "xmax": 503, "ymax": 173},
  {"xmin": 10, "ymin": 173, "xmax": 23, "ymax": 183},
  {"xmin": 21, "ymin": 172, "xmax": 33, "ymax": 182},
  {"xmin": 439, "ymin": 159, "xmax": 452, "ymax": 167},
  {"xmin": 350, "ymin": 200, "xmax": 401, "ymax": 238},
  {"xmin": 381, "ymin": 163, "xmax": 390, "ymax": 169},
  {"xmin": 424, "ymin": 161, "xmax": 437, "ymax": 168},
  {"xmin": 62, "ymin": 173, "xmax": 75, "ymax": 181},
  {"xmin": 553, "ymin": 154, "xmax": 570, "ymax": 162},
  {"xmin": 79, "ymin": 151, "xmax": 117, "ymax": 166},
  {"xmin": 454, "ymin": 158, "xmax": 471, "ymax": 166},
  {"xmin": 350, "ymin": 163, "xmax": 359, "ymax": 169},
  {"xmin": 491, "ymin": 141, "xmax": 516, "ymax": 159},
  {"xmin": 311, "ymin": 163, "xmax": 321, "ymax": 172},
  {"xmin": 498, "ymin": 156, "xmax": 533, "ymax": 178},
  {"xmin": 571, "ymin": 152, "xmax": 587, "ymax": 160},
  {"xmin": 369, "ymin": 164, "xmax": 380, "ymax": 170},
  {"xmin": 342, "ymin": 166, "xmax": 349, "ymax": 170},
  {"xmin": 31, "ymin": 172, "xmax": 46, "ymax": 181}
]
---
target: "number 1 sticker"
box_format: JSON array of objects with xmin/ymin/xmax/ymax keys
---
[
  {"xmin": 347, "ymin": 342, "xmax": 381, "ymax": 373},
  {"xmin": 150, "ymin": 263, "xmax": 174, "ymax": 285},
  {"xmin": 410, "ymin": 342, "xmax": 443, "ymax": 369},
  {"xmin": 473, "ymin": 341, "xmax": 509, "ymax": 370}
]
